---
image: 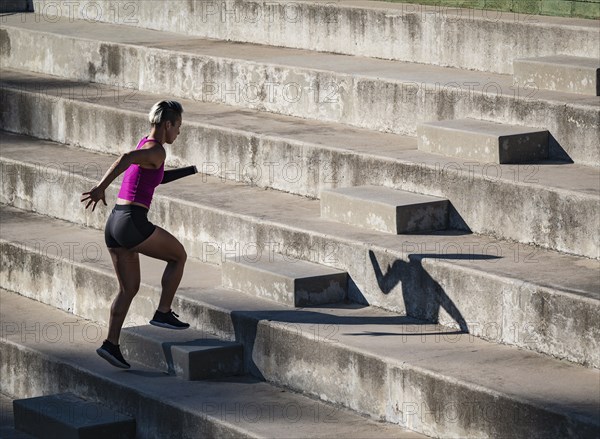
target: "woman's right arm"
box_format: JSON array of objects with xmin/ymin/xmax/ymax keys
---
[{"xmin": 81, "ymin": 146, "xmax": 166, "ymax": 211}]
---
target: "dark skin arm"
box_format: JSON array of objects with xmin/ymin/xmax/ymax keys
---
[
  {"xmin": 161, "ymin": 166, "xmax": 198, "ymax": 184},
  {"xmin": 81, "ymin": 143, "xmax": 166, "ymax": 211}
]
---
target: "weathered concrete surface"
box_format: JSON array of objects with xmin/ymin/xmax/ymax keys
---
[
  {"xmin": 13, "ymin": 393, "xmax": 136, "ymax": 439},
  {"xmin": 1, "ymin": 248, "xmax": 600, "ymax": 438},
  {"xmin": 514, "ymin": 56, "xmax": 600, "ymax": 96},
  {"xmin": 0, "ymin": 291, "xmax": 416, "ymax": 439},
  {"xmin": 120, "ymin": 325, "xmax": 243, "ymax": 380},
  {"xmin": 320, "ymin": 186, "xmax": 448, "ymax": 233},
  {"xmin": 1, "ymin": 76, "xmax": 599, "ymax": 258},
  {"xmin": 417, "ymin": 119, "xmax": 549, "ymax": 163},
  {"xmin": 1, "ymin": 176, "xmax": 599, "ymax": 371},
  {"xmin": 1, "ymin": 18, "xmax": 599, "ymax": 167},
  {"xmin": 29, "ymin": 0, "xmax": 600, "ymax": 74},
  {"xmin": 222, "ymin": 253, "xmax": 347, "ymax": 307}
]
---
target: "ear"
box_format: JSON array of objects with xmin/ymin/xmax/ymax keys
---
[{"xmin": 164, "ymin": 120, "xmax": 173, "ymax": 130}]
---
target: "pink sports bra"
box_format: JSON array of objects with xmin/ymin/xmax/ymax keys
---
[{"xmin": 117, "ymin": 137, "xmax": 164, "ymax": 208}]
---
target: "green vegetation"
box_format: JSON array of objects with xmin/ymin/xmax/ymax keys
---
[{"xmin": 379, "ymin": 0, "xmax": 599, "ymax": 19}]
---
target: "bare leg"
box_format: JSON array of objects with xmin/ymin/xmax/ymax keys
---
[
  {"xmin": 132, "ymin": 226, "xmax": 187, "ymax": 313},
  {"xmin": 107, "ymin": 248, "xmax": 141, "ymax": 345}
]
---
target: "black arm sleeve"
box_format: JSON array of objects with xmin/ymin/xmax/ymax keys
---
[{"xmin": 160, "ymin": 166, "xmax": 198, "ymax": 184}]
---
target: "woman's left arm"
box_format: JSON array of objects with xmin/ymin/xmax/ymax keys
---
[{"xmin": 161, "ymin": 166, "xmax": 198, "ymax": 184}]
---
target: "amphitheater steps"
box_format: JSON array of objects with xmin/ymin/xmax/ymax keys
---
[
  {"xmin": 1, "ymin": 210, "xmax": 599, "ymax": 438},
  {"xmin": 1, "ymin": 16, "xmax": 598, "ymax": 166},
  {"xmin": 28, "ymin": 0, "xmax": 600, "ymax": 74},
  {"xmin": 1, "ymin": 134, "xmax": 598, "ymax": 366},
  {"xmin": 1, "ymin": 71, "xmax": 599, "ymax": 259},
  {"xmin": 1, "ymin": 290, "xmax": 419, "ymax": 439}
]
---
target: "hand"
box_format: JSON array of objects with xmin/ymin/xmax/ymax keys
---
[{"xmin": 81, "ymin": 186, "xmax": 107, "ymax": 211}]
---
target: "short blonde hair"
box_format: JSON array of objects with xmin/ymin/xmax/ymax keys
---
[{"xmin": 148, "ymin": 100, "xmax": 183, "ymax": 126}]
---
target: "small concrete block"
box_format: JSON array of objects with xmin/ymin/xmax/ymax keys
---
[
  {"xmin": 0, "ymin": 0, "xmax": 30, "ymax": 13},
  {"xmin": 417, "ymin": 119, "xmax": 549, "ymax": 164},
  {"xmin": 514, "ymin": 56, "xmax": 600, "ymax": 96},
  {"xmin": 120, "ymin": 325, "xmax": 243, "ymax": 380},
  {"xmin": 13, "ymin": 393, "xmax": 135, "ymax": 439},
  {"xmin": 320, "ymin": 185, "xmax": 449, "ymax": 234},
  {"xmin": 222, "ymin": 253, "xmax": 347, "ymax": 307}
]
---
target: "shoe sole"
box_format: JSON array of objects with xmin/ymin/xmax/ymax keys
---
[
  {"xmin": 96, "ymin": 348, "xmax": 130, "ymax": 369},
  {"xmin": 149, "ymin": 320, "xmax": 190, "ymax": 330}
]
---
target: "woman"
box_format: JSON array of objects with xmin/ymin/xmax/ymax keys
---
[{"xmin": 81, "ymin": 100, "xmax": 197, "ymax": 369}]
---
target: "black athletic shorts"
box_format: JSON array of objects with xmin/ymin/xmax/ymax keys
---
[{"xmin": 105, "ymin": 205, "xmax": 156, "ymax": 249}]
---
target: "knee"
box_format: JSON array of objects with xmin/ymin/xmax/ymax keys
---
[
  {"xmin": 113, "ymin": 285, "xmax": 140, "ymax": 307},
  {"xmin": 126, "ymin": 284, "xmax": 141, "ymax": 296},
  {"xmin": 169, "ymin": 246, "xmax": 187, "ymax": 264}
]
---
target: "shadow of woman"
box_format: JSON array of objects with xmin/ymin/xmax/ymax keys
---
[{"xmin": 367, "ymin": 250, "xmax": 499, "ymax": 333}]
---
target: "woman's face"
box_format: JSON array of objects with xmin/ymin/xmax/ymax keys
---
[{"xmin": 165, "ymin": 117, "xmax": 182, "ymax": 144}]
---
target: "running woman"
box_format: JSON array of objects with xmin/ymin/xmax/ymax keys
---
[{"xmin": 81, "ymin": 100, "xmax": 197, "ymax": 369}]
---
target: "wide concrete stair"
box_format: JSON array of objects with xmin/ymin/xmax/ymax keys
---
[
  {"xmin": 1, "ymin": 14, "xmax": 599, "ymax": 167},
  {"xmin": 29, "ymin": 0, "xmax": 600, "ymax": 74},
  {"xmin": 1, "ymin": 131, "xmax": 599, "ymax": 369},
  {"xmin": 1, "ymin": 209, "xmax": 599, "ymax": 438},
  {"xmin": 1, "ymin": 290, "xmax": 414, "ymax": 439},
  {"xmin": 1, "ymin": 71, "xmax": 599, "ymax": 259},
  {"xmin": 514, "ymin": 56, "xmax": 600, "ymax": 96}
]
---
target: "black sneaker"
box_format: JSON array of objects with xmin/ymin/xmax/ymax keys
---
[
  {"xmin": 96, "ymin": 340, "xmax": 130, "ymax": 369},
  {"xmin": 149, "ymin": 309, "xmax": 190, "ymax": 330}
]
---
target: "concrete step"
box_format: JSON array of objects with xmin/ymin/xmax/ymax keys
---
[
  {"xmin": 120, "ymin": 325, "xmax": 243, "ymax": 380},
  {"xmin": 13, "ymin": 393, "xmax": 135, "ymax": 439},
  {"xmin": 1, "ymin": 73, "xmax": 599, "ymax": 258},
  {"xmin": 417, "ymin": 119, "xmax": 549, "ymax": 164},
  {"xmin": 1, "ymin": 17, "xmax": 598, "ymax": 167},
  {"xmin": 0, "ymin": 136, "xmax": 598, "ymax": 364},
  {"xmin": 222, "ymin": 253, "xmax": 348, "ymax": 307},
  {"xmin": 0, "ymin": 291, "xmax": 417, "ymax": 439},
  {"xmin": 28, "ymin": 0, "xmax": 600, "ymax": 74},
  {"xmin": 0, "ymin": 393, "xmax": 35, "ymax": 439},
  {"xmin": 1, "ymin": 222, "xmax": 599, "ymax": 439},
  {"xmin": 514, "ymin": 56, "xmax": 600, "ymax": 96},
  {"xmin": 320, "ymin": 186, "xmax": 449, "ymax": 233}
]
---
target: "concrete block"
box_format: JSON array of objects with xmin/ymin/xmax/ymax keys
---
[
  {"xmin": 514, "ymin": 56, "xmax": 600, "ymax": 96},
  {"xmin": 417, "ymin": 119, "xmax": 549, "ymax": 163},
  {"xmin": 0, "ymin": 0, "xmax": 30, "ymax": 13},
  {"xmin": 13, "ymin": 393, "xmax": 135, "ymax": 439},
  {"xmin": 320, "ymin": 186, "xmax": 448, "ymax": 234},
  {"xmin": 222, "ymin": 253, "xmax": 347, "ymax": 307},
  {"xmin": 120, "ymin": 325, "xmax": 243, "ymax": 380}
]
